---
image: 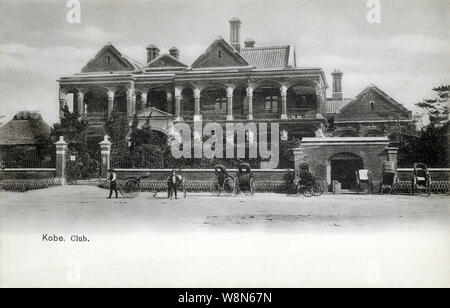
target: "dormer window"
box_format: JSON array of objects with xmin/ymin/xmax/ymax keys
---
[{"xmin": 370, "ymin": 101, "xmax": 375, "ymax": 111}]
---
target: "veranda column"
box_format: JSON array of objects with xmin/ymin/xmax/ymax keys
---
[
  {"xmin": 77, "ymin": 91, "xmax": 84, "ymax": 117},
  {"xmin": 315, "ymin": 85, "xmax": 323, "ymax": 115},
  {"xmin": 193, "ymin": 88, "xmax": 202, "ymax": 121},
  {"xmin": 166, "ymin": 92, "xmax": 173, "ymax": 114},
  {"xmin": 174, "ymin": 87, "xmax": 182, "ymax": 122},
  {"xmin": 126, "ymin": 90, "xmax": 135, "ymax": 116},
  {"xmin": 107, "ymin": 90, "xmax": 115, "ymax": 116},
  {"xmin": 59, "ymin": 90, "xmax": 67, "ymax": 119},
  {"xmin": 280, "ymin": 85, "xmax": 288, "ymax": 120},
  {"xmin": 141, "ymin": 93, "xmax": 148, "ymax": 109},
  {"xmin": 226, "ymin": 86, "xmax": 234, "ymax": 121},
  {"xmin": 99, "ymin": 135, "xmax": 112, "ymax": 179},
  {"xmin": 55, "ymin": 136, "xmax": 68, "ymax": 185},
  {"xmin": 246, "ymin": 87, "xmax": 253, "ymax": 120}
]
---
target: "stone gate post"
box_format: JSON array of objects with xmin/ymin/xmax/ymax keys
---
[
  {"xmin": 55, "ymin": 136, "xmax": 68, "ymax": 185},
  {"xmin": 99, "ymin": 135, "xmax": 112, "ymax": 179}
]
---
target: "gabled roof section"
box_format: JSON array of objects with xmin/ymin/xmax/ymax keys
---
[
  {"xmin": 81, "ymin": 43, "xmax": 143, "ymax": 73},
  {"xmin": 240, "ymin": 45, "xmax": 290, "ymax": 69},
  {"xmin": 144, "ymin": 53, "xmax": 188, "ymax": 71},
  {"xmin": 336, "ymin": 84, "xmax": 412, "ymax": 120},
  {"xmin": 191, "ymin": 37, "xmax": 250, "ymax": 69}
]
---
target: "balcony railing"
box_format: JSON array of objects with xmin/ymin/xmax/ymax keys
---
[
  {"xmin": 175, "ymin": 109, "xmax": 318, "ymax": 121},
  {"xmin": 85, "ymin": 112, "xmax": 108, "ymax": 120},
  {"xmin": 287, "ymin": 108, "xmax": 317, "ymax": 119}
]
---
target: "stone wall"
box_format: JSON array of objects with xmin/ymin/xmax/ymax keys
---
[{"xmin": 294, "ymin": 137, "xmax": 392, "ymax": 190}]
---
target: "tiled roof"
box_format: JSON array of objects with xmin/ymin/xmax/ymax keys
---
[
  {"xmin": 0, "ymin": 112, "xmax": 51, "ymax": 146},
  {"xmin": 325, "ymin": 98, "xmax": 353, "ymax": 114},
  {"xmin": 240, "ymin": 45, "xmax": 290, "ymax": 69}
]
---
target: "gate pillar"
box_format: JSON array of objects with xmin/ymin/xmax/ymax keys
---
[{"xmin": 99, "ymin": 135, "xmax": 112, "ymax": 179}]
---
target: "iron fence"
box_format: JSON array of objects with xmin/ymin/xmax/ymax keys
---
[{"xmin": 0, "ymin": 151, "xmax": 55, "ymax": 168}]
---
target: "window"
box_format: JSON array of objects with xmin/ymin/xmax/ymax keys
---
[
  {"xmin": 215, "ymin": 97, "xmax": 227, "ymax": 112},
  {"xmin": 265, "ymin": 96, "xmax": 279, "ymax": 113},
  {"xmin": 106, "ymin": 55, "xmax": 111, "ymax": 63},
  {"xmin": 370, "ymin": 101, "xmax": 375, "ymax": 111},
  {"xmin": 218, "ymin": 50, "xmax": 222, "ymax": 58}
]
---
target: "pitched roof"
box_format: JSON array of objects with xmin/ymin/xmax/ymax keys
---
[
  {"xmin": 0, "ymin": 112, "xmax": 51, "ymax": 146},
  {"xmin": 144, "ymin": 53, "xmax": 188, "ymax": 70},
  {"xmin": 325, "ymin": 98, "xmax": 353, "ymax": 114},
  {"xmin": 240, "ymin": 45, "xmax": 290, "ymax": 69},
  {"xmin": 81, "ymin": 43, "xmax": 143, "ymax": 73},
  {"xmin": 338, "ymin": 84, "xmax": 411, "ymax": 116},
  {"xmin": 191, "ymin": 37, "xmax": 250, "ymax": 69}
]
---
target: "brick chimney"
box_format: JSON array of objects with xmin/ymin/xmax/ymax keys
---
[
  {"xmin": 146, "ymin": 44, "xmax": 160, "ymax": 63},
  {"xmin": 229, "ymin": 17, "xmax": 242, "ymax": 51},
  {"xmin": 331, "ymin": 69, "xmax": 343, "ymax": 100},
  {"xmin": 244, "ymin": 38, "xmax": 255, "ymax": 48},
  {"xmin": 169, "ymin": 47, "xmax": 179, "ymax": 59}
]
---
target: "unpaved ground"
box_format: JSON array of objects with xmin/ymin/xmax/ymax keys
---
[
  {"xmin": 0, "ymin": 186, "xmax": 448, "ymax": 287},
  {"xmin": 0, "ymin": 185, "xmax": 448, "ymax": 232}
]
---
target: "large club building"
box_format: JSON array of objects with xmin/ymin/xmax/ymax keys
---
[{"xmin": 58, "ymin": 18, "xmax": 413, "ymax": 188}]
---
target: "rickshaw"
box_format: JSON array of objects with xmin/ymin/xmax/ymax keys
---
[
  {"xmin": 235, "ymin": 163, "xmax": 255, "ymax": 195},
  {"xmin": 294, "ymin": 164, "xmax": 324, "ymax": 197},
  {"xmin": 380, "ymin": 161, "xmax": 397, "ymax": 194},
  {"xmin": 356, "ymin": 169, "xmax": 373, "ymax": 194},
  {"xmin": 411, "ymin": 162, "xmax": 431, "ymax": 196},
  {"xmin": 210, "ymin": 164, "xmax": 235, "ymax": 196},
  {"xmin": 116, "ymin": 176, "xmax": 141, "ymax": 198}
]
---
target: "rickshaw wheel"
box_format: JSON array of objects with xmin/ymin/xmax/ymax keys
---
[
  {"xmin": 249, "ymin": 178, "xmax": 255, "ymax": 196},
  {"xmin": 210, "ymin": 178, "xmax": 221, "ymax": 196},
  {"xmin": 302, "ymin": 187, "xmax": 313, "ymax": 197},
  {"xmin": 223, "ymin": 177, "xmax": 236, "ymax": 196},
  {"xmin": 123, "ymin": 178, "xmax": 140, "ymax": 198},
  {"xmin": 313, "ymin": 182, "xmax": 324, "ymax": 196},
  {"xmin": 182, "ymin": 180, "xmax": 187, "ymax": 198}
]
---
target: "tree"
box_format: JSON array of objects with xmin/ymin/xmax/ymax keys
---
[
  {"xmin": 416, "ymin": 85, "xmax": 449, "ymax": 127},
  {"xmin": 105, "ymin": 109, "xmax": 131, "ymax": 168}
]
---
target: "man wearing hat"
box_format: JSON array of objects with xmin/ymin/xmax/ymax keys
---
[
  {"xmin": 107, "ymin": 169, "xmax": 118, "ymax": 199},
  {"xmin": 167, "ymin": 169, "xmax": 181, "ymax": 199}
]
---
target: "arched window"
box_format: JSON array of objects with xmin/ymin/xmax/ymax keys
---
[{"xmin": 370, "ymin": 101, "xmax": 375, "ymax": 111}]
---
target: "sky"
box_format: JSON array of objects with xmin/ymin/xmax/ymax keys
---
[{"xmin": 0, "ymin": 0, "xmax": 448, "ymax": 125}]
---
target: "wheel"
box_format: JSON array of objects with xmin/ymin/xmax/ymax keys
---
[
  {"xmin": 302, "ymin": 187, "xmax": 313, "ymax": 197},
  {"xmin": 313, "ymin": 182, "xmax": 324, "ymax": 196},
  {"xmin": 210, "ymin": 178, "xmax": 221, "ymax": 196},
  {"xmin": 249, "ymin": 178, "xmax": 255, "ymax": 196},
  {"xmin": 123, "ymin": 178, "xmax": 140, "ymax": 198},
  {"xmin": 223, "ymin": 177, "xmax": 236, "ymax": 196}
]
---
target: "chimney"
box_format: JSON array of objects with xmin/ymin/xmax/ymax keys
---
[
  {"xmin": 169, "ymin": 47, "xmax": 179, "ymax": 59},
  {"xmin": 229, "ymin": 17, "xmax": 242, "ymax": 51},
  {"xmin": 244, "ymin": 38, "xmax": 255, "ymax": 48},
  {"xmin": 331, "ymin": 69, "xmax": 343, "ymax": 100},
  {"xmin": 146, "ymin": 44, "xmax": 160, "ymax": 63}
]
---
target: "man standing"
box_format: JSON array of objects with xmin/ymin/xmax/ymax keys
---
[
  {"xmin": 167, "ymin": 170, "xmax": 180, "ymax": 199},
  {"xmin": 108, "ymin": 169, "xmax": 118, "ymax": 199}
]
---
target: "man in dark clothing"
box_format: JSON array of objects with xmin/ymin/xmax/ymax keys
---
[
  {"xmin": 108, "ymin": 169, "xmax": 118, "ymax": 199},
  {"xmin": 167, "ymin": 170, "xmax": 181, "ymax": 199}
]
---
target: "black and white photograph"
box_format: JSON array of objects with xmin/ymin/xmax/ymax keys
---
[{"xmin": 0, "ymin": 0, "xmax": 448, "ymax": 291}]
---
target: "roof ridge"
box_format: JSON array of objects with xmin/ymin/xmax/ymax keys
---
[{"xmin": 242, "ymin": 45, "xmax": 290, "ymax": 50}]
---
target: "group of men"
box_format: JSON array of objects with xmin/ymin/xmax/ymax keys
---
[{"xmin": 107, "ymin": 169, "xmax": 182, "ymax": 199}]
